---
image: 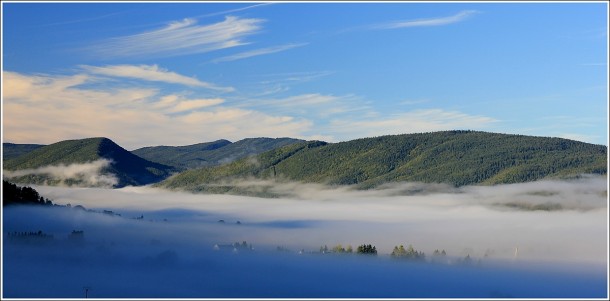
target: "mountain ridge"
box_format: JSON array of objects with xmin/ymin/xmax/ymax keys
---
[
  {"xmin": 3, "ymin": 137, "xmax": 175, "ymax": 187},
  {"xmin": 132, "ymin": 137, "xmax": 304, "ymax": 170},
  {"xmin": 158, "ymin": 130, "xmax": 607, "ymax": 195},
  {"xmin": 2, "ymin": 143, "xmax": 46, "ymax": 161},
  {"xmin": 3, "ymin": 131, "xmax": 607, "ymax": 193}
]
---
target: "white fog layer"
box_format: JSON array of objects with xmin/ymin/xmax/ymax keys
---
[
  {"xmin": 3, "ymin": 177, "xmax": 608, "ymax": 298},
  {"xmin": 3, "ymin": 159, "xmax": 118, "ymax": 187}
]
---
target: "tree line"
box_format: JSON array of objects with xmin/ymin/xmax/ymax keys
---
[
  {"xmin": 315, "ymin": 242, "xmax": 478, "ymax": 264},
  {"xmin": 3, "ymin": 180, "xmax": 54, "ymax": 207}
]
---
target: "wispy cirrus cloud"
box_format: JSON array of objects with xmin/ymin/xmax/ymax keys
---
[
  {"xmin": 326, "ymin": 109, "xmax": 498, "ymax": 141},
  {"xmin": 194, "ymin": 3, "xmax": 274, "ymax": 19},
  {"xmin": 400, "ymin": 99, "xmax": 430, "ymax": 105},
  {"xmin": 269, "ymin": 93, "xmax": 340, "ymax": 107},
  {"xmin": 248, "ymin": 70, "xmax": 335, "ymax": 96},
  {"xmin": 153, "ymin": 95, "xmax": 225, "ymax": 113},
  {"xmin": 87, "ymin": 16, "xmax": 264, "ymax": 59},
  {"xmin": 211, "ymin": 43, "xmax": 308, "ymax": 63},
  {"xmin": 80, "ymin": 64, "xmax": 234, "ymax": 92},
  {"xmin": 241, "ymin": 93, "xmax": 367, "ymax": 118},
  {"xmin": 259, "ymin": 71, "xmax": 335, "ymax": 84},
  {"xmin": 373, "ymin": 10, "xmax": 479, "ymax": 29}
]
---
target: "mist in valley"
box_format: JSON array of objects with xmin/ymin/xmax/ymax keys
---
[
  {"xmin": 2, "ymin": 176, "xmax": 608, "ymax": 298},
  {"xmin": 3, "ymin": 159, "xmax": 118, "ymax": 188}
]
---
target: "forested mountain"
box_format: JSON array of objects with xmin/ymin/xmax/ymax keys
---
[
  {"xmin": 2, "ymin": 143, "xmax": 45, "ymax": 161},
  {"xmin": 4, "ymin": 131, "xmax": 607, "ymax": 193},
  {"xmin": 132, "ymin": 137, "xmax": 304, "ymax": 170},
  {"xmin": 159, "ymin": 131, "xmax": 607, "ymax": 194},
  {"xmin": 3, "ymin": 137, "xmax": 175, "ymax": 187}
]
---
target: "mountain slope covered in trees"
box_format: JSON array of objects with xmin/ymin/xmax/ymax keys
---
[
  {"xmin": 132, "ymin": 137, "xmax": 304, "ymax": 170},
  {"xmin": 2, "ymin": 143, "xmax": 45, "ymax": 161},
  {"xmin": 131, "ymin": 139, "xmax": 231, "ymax": 170},
  {"xmin": 159, "ymin": 131, "xmax": 607, "ymax": 194},
  {"xmin": 3, "ymin": 137, "xmax": 175, "ymax": 187}
]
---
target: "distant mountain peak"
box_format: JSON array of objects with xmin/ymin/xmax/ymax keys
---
[
  {"xmin": 132, "ymin": 137, "xmax": 305, "ymax": 171},
  {"xmin": 4, "ymin": 137, "xmax": 175, "ymax": 188}
]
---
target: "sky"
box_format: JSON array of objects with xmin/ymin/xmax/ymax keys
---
[{"xmin": 1, "ymin": 1, "xmax": 608, "ymax": 149}]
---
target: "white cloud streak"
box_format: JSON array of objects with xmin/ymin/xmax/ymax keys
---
[
  {"xmin": 251, "ymin": 71, "xmax": 334, "ymax": 96},
  {"xmin": 212, "ymin": 43, "xmax": 308, "ymax": 63},
  {"xmin": 374, "ymin": 10, "xmax": 479, "ymax": 29},
  {"xmin": 87, "ymin": 16, "xmax": 264, "ymax": 58},
  {"xmin": 153, "ymin": 95, "xmax": 225, "ymax": 113},
  {"xmin": 194, "ymin": 3, "xmax": 274, "ymax": 19},
  {"xmin": 259, "ymin": 71, "xmax": 335, "ymax": 85},
  {"xmin": 80, "ymin": 64, "xmax": 234, "ymax": 92},
  {"xmin": 253, "ymin": 93, "xmax": 341, "ymax": 108},
  {"xmin": 3, "ymin": 159, "xmax": 118, "ymax": 188},
  {"xmin": 241, "ymin": 93, "xmax": 366, "ymax": 120}
]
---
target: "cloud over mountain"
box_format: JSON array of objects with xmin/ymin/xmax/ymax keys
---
[{"xmin": 3, "ymin": 159, "xmax": 118, "ymax": 188}]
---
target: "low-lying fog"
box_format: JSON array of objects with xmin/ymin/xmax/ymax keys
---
[{"xmin": 3, "ymin": 176, "xmax": 608, "ymax": 298}]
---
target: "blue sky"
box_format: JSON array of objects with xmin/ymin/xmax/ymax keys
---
[{"xmin": 2, "ymin": 2, "xmax": 608, "ymax": 149}]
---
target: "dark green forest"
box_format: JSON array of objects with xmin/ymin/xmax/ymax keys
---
[
  {"xmin": 159, "ymin": 131, "xmax": 607, "ymax": 195},
  {"xmin": 2, "ymin": 180, "xmax": 53, "ymax": 207}
]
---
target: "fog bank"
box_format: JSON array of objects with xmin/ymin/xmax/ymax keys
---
[
  {"xmin": 30, "ymin": 177, "xmax": 608, "ymax": 262},
  {"xmin": 3, "ymin": 177, "xmax": 607, "ymax": 298},
  {"xmin": 3, "ymin": 159, "xmax": 118, "ymax": 187}
]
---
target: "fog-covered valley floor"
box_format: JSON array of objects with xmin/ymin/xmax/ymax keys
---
[{"xmin": 2, "ymin": 177, "xmax": 608, "ymax": 298}]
